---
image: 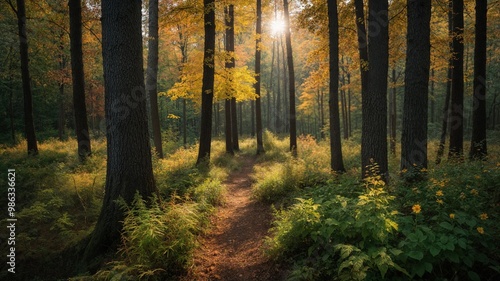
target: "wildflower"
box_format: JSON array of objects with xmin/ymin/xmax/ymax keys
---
[
  {"xmin": 471, "ymin": 189, "xmax": 479, "ymax": 196},
  {"xmin": 420, "ymin": 167, "xmax": 427, "ymax": 172},
  {"xmin": 436, "ymin": 199, "xmax": 444, "ymax": 204},
  {"xmin": 449, "ymin": 213, "xmax": 455, "ymax": 219},
  {"xmin": 477, "ymin": 227, "xmax": 484, "ymax": 234},
  {"xmin": 436, "ymin": 190, "xmax": 444, "ymax": 197},
  {"xmin": 402, "ymin": 169, "xmax": 408, "ymax": 174},
  {"xmin": 480, "ymin": 213, "xmax": 488, "ymax": 220},
  {"xmin": 412, "ymin": 204, "xmax": 421, "ymax": 214},
  {"xmin": 474, "ymin": 175, "xmax": 481, "ymax": 179}
]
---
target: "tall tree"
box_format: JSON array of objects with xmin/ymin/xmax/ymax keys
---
[
  {"xmin": 327, "ymin": 0, "xmax": 345, "ymax": 172},
  {"xmin": 448, "ymin": 0, "xmax": 464, "ymax": 159},
  {"xmin": 69, "ymin": 0, "xmax": 91, "ymax": 160},
  {"xmin": 9, "ymin": 0, "xmax": 38, "ymax": 155},
  {"xmin": 224, "ymin": 5, "xmax": 234, "ymax": 155},
  {"xmin": 436, "ymin": 0, "xmax": 453, "ymax": 164},
  {"xmin": 146, "ymin": 0, "xmax": 163, "ymax": 158},
  {"xmin": 83, "ymin": 0, "xmax": 157, "ymax": 265},
  {"xmin": 228, "ymin": 4, "xmax": 239, "ymax": 152},
  {"xmin": 354, "ymin": 0, "xmax": 369, "ymax": 104},
  {"xmin": 401, "ymin": 0, "xmax": 431, "ymax": 174},
  {"xmin": 196, "ymin": 0, "xmax": 216, "ymax": 165},
  {"xmin": 255, "ymin": 0, "xmax": 265, "ymax": 155},
  {"xmin": 362, "ymin": 0, "xmax": 389, "ymax": 179},
  {"xmin": 469, "ymin": 0, "xmax": 487, "ymax": 160},
  {"xmin": 283, "ymin": 0, "xmax": 297, "ymax": 156}
]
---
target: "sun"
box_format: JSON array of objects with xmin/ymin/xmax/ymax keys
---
[{"xmin": 270, "ymin": 18, "xmax": 286, "ymax": 35}]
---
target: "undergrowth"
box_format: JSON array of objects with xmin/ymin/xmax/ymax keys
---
[{"xmin": 255, "ymin": 132, "xmax": 500, "ymax": 280}]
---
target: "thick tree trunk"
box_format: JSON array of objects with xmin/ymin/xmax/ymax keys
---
[
  {"xmin": 401, "ymin": 0, "xmax": 431, "ymax": 174},
  {"xmin": 389, "ymin": 68, "xmax": 397, "ymax": 155},
  {"xmin": 448, "ymin": 0, "xmax": 464, "ymax": 159},
  {"xmin": 15, "ymin": 0, "xmax": 38, "ymax": 155},
  {"xmin": 255, "ymin": 0, "xmax": 265, "ymax": 154},
  {"xmin": 470, "ymin": 0, "xmax": 487, "ymax": 160},
  {"xmin": 69, "ymin": 0, "xmax": 91, "ymax": 160},
  {"xmin": 83, "ymin": 0, "xmax": 157, "ymax": 268},
  {"xmin": 146, "ymin": 0, "xmax": 163, "ymax": 158},
  {"xmin": 224, "ymin": 5, "xmax": 234, "ymax": 155},
  {"xmin": 196, "ymin": 0, "xmax": 216, "ymax": 165},
  {"xmin": 361, "ymin": 0, "xmax": 389, "ymax": 180},
  {"xmin": 328, "ymin": 0, "xmax": 345, "ymax": 173},
  {"xmin": 354, "ymin": 0, "xmax": 369, "ymax": 101},
  {"xmin": 283, "ymin": 0, "xmax": 297, "ymax": 156}
]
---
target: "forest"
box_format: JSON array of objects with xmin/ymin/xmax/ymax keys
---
[{"xmin": 0, "ymin": 0, "xmax": 499, "ymax": 280}]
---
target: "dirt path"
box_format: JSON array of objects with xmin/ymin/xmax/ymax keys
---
[{"xmin": 183, "ymin": 155, "xmax": 284, "ymax": 281}]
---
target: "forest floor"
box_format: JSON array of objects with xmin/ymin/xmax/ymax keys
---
[{"xmin": 182, "ymin": 155, "xmax": 286, "ymax": 281}]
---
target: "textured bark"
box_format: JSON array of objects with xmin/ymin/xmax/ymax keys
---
[
  {"xmin": 401, "ymin": 0, "xmax": 431, "ymax": 173},
  {"xmin": 83, "ymin": 0, "xmax": 157, "ymax": 267},
  {"xmin": 196, "ymin": 0, "xmax": 216, "ymax": 165},
  {"xmin": 283, "ymin": 0, "xmax": 297, "ymax": 156},
  {"xmin": 15, "ymin": 0, "xmax": 38, "ymax": 155},
  {"xmin": 469, "ymin": 0, "xmax": 487, "ymax": 160},
  {"xmin": 354, "ymin": 0, "xmax": 369, "ymax": 100},
  {"xmin": 255, "ymin": 0, "xmax": 265, "ymax": 155},
  {"xmin": 389, "ymin": 68, "xmax": 397, "ymax": 155},
  {"xmin": 361, "ymin": 0, "xmax": 389, "ymax": 180},
  {"xmin": 327, "ymin": 0, "xmax": 345, "ymax": 173},
  {"xmin": 448, "ymin": 0, "xmax": 464, "ymax": 159},
  {"xmin": 224, "ymin": 5, "xmax": 234, "ymax": 155},
  {"xmin": 69, "ymin": 0, "xmax": 91, "ymax": 160},
  {"xmin": 436, "ymin": 0, "xmax": 454, "ymax": 164},
  {"xmin": 146, "ymin": 0, "xmax": 163, "ymax": 158}
]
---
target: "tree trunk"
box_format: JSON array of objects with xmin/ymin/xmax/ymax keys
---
[
  {"xmin": 69, "ymin": 0, "xmax": 91, "ymax": 160},
  {"xmin": 389, "ymin": 68, "xmax": 397, "ymax": 155},
  {"xmin": 255, "ymin": 0, "xmax": 265, "ymax": 155},
  {"xmin": 15, "ymin": 0, "xmax": 38, "ymax": 155},
  {"xmin": 196, "ymin": 0, "xmax": 216, "ymax": 165},
  {"xmin": 146, "ymin": 0, "xmax": 163, "ymax": 158},
  {"xmin": 436, "ymin": 0, "xmax": 454, "ymax": 164},
  {"xmin": 283, "ymin": 0, "xmax": 297, "ymax": 156},
  {"xmin": 469, "ymin": 0, "xmax": 487, "ymax": 160},
  {"xmin": 83, "ymin": 0, "xmax": 157, "ymax": 267},
  {"xmin": 430, "ymin": 68, "xmax": 435, "ymax": 123},
  {"xmin": 401, "ymin": 0, "xmax": 431, "ymax": 174},
  {"xmin": 224, "ymin": 5, "xmax": 234, "ymax": 155},
  {"xmin": 362, "ymin": 0, "xmax": 389, "ymax": 180},
  {"xmin": 354, "ymin": 0, "xmax": 369, "ymax": 102},
  {"xmin": 275, "ymin": 38, "xmax": 282, "ymax": 133},
  {"xmin": 448, "ymin": 0, "xmax": 464, "ymax": 159},
  {"xmin": 328, "ymin": 0, "xmax": 345, "ymax": 173}
]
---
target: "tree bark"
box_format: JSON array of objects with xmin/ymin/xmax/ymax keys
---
[
  {"xmin": 354, "ymin": 0, "xmax": 369, "ymax": 102},
  {"xmin": 69, "ymin": 0, "xmax": 92, "ymax": 160},
  {"xmin": 255, "ymin": 0, "xmax": 265, "ymax": 155},
  {"xmin": 146, "ymin": 0, "xmax": 163, "ymax": 158},
  {"xmin": 361, "ymin": 0, "xmax": 389, "ymax": 180},
  {"xmin": 15, "ymin": 0, "xmax": 38, "ymax": 155},
  {"xmin": 327, "ymin": 0, "xmax": 345, "ymax": 173},
  {"xmin": 283, "ymin": 0, "xmax": 297, "ymax": 156},
  {"xmin": 389, "ymin": 68, "xmax": 397, "ymax": 155},
  {"xmin": 196, "ymin": 0, "xmax": 216, "ymax": 165},
  {"xmin": 448, "ymin": 0, "xmax": 464, "ymax": 159},
  {"xmin": 83, "ymin": 0, "xmax": 157, "ymax": 268},
  {"xmin": 401, "ymin": 0, "xmax": 431, "ymax": 174},
  {"xmin": 224, "ymin": 5, "xmax": 234, "ymax": 155},
  {"xmin": 469, "ymin": 0, "xmax": 487, "ymax": 160}
]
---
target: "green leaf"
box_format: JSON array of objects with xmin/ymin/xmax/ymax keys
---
[
  {"xmin": 429, "ymin": 246, "xmax": 440, "ymax": 257},
  {"xmin": 407, "ymin": 250, "xmax": 424, "ymax": 261},
  {"xmin": 458, "ymin": 238, "xmax": 467, "ymax": 249},
  {"xmin": 467, "ymin": 271, "xmax": 480, "ymax": 281},
  {"xmin": 439, "ymin": 221, "xmax": 453, "ymax": 230},
  {"xmin": 424, "ymin": 262, "xmax": 433, "ymax": 273}
]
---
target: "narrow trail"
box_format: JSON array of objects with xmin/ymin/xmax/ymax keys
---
[{"xmin": 183, "ymin": 155, "xmax": 285, "ymax": 281}]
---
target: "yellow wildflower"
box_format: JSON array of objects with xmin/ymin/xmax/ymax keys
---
[
  {"xmin": 474, "ymin": 175, "xmax": 481, "ymax": 179},
  {"xmin": 449, "ymin": 213, "xmax": 455, "ymax": 219},
  {"xmin": 436, "ymin": 190, "xmax": 444, "ymax": 197},
  {"xmin": 477, "ymin": 227, "xmax": 484, "ymax": 234},
  {"xmin": 480, "ymin": 213, "xmax": 488, "ymax": 220},
  {"xmin": 471, "ymin": 189, "xmax": 479, "ymax": 196},
  {"xmin": 412, "ymin": 204, "xmax": 421, "ymax": 214},
  {"xmin": 402, "ymin": 169, "xmax": 408, "ymax": 174},
  {"xmin": 436, "ymin": 199, "xmax": 444, "ymax": 204}
]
